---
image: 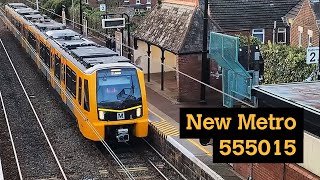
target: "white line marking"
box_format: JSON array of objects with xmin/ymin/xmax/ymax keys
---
[
  {"xmin": 0, "ymin": 158, "xmax": 3, "ymax": 180},
  {"xmin": 0, "ymin": 91, "xmax": 23, "ymax": 180},
  {"xmin": 0, "ymin": 39, "xmax": 68, "ymax": 180}
]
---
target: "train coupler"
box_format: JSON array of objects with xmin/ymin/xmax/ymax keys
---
[{"xmin": 116, "ymin": 128, "xmax": 129, "ymax": 143}]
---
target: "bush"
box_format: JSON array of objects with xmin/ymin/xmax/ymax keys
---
[{"xmin": 260, "ymin": 42, "xmax": 317, "ymax": 84}]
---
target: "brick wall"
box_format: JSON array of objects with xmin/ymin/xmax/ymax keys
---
[
  {"xmin": 87, "ymin": 0, "xmax": 99, "ymax": 8},
  {"xmin": 224, "ymin": 29, "xmax": 275, "ymax": 44},
  {"xmin": 176, "ymin": 54, "xmax": 222, "ymax": 102},
  {"xmin": 177, "ymin": 54, "xmax": 202, "ymax": 102},
  {"xmin": 162, "ymin": 0, "xmax": 199, "ymax": 6},
  {"xmin": 290, "ymin": 0, "xmax": 319, "ymax": 48},
  {"xmin": 128, "ymin": 0, "xmax": 157, "ymax": 9},
  {"xmin": 233, "ymin": 163, "xmax": 320, "ymax": 180}
]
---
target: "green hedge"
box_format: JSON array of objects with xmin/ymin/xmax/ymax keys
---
[{"xmin": 260, "ymin": 42, "xmax": 316, "ymax": 84}]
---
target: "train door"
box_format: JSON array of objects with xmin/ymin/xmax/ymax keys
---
[
  {"xmin": 53, "ymin": 53, "xmax": 62, "ymax": 95},
  {"xmin": 36, "ymin": 39, "xmax": 43, "ymax": 69},
  {"xmin": 60, "ymin": 56, "xmax": 67, "ymax": 103}
]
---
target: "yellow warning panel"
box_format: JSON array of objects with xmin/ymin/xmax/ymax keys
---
[{"xmin": 151, "ymin": 120, "xmax": 180, "ymax": 137}]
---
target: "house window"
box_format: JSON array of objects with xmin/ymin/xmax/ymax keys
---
[
  {"xmin": 124, "ymin": 0, "xmax": 129, "ymax": 2},
  {"xmin": 308, "ymin": 29, "xmax": 313, "ymax": 47},
  {"xmin": 298, "ymin": 26, "xmax": 303, "ymax": 47},
  {"xmin": 277, "ymin": 28, "xmax": 286, "ymax": 44},
  {"xmin": 146, "ymin": 0, "xmax": 151, "ymax": 4},
  {"xmin": 85, "ymin": 0, "xmax": 88, "ymax": 4},
  {"xmin": 252, "ymin": 29, "xmax": 265, "ymax": 44},
  {"xmin": 136, "ymin": 0, "xmax": 140, "ymax": 4},
  {"xmin": 146, "ymin": 6, "xmax": 151, "ymax": 10}
]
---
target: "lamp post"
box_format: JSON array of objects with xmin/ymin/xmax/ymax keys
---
[
  {"xmin": 36, "ymin": 0, "xmax": 39, "ymax": 10},
  {"xmin": 72, "ymin": 0, "xmax": 74, "ymax": 28},
  {"xmin": 80, "ymin": 0, "xmax": 83, "ymax": 34},
  {"xmin": 200, "ymin": 0, "xmax": 210, "ymax": 104}
]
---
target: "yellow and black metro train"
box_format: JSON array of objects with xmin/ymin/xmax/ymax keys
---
[{"xmin": 2, "ymin": 3, "xmax": 148, "ymax": 143}]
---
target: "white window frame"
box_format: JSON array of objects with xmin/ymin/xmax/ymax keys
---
[
  {"xmin": 136, "ymin": 0, "xmax": 140, "ymax": 4},
  {"xmin": 252, "ymin": 29, "xmax": 265, "ymax": 44},
  {"xmin": 146, "ymin": 0, "xmax": 151, "ymax": 4},
  {"xmin": 124, "ymin": 0, "xmax": 129, "ymax": 2},
  {"xmin": 277, "ymin": 28, "xmax": 286, "ymax": 44},
  {"xmin": 298, "ymin": 26, "xmax": 303, "ymax": 47},
  {"xmin": 85, "ymin": 0, "xmax": 88, "ymax": 4},
  {"xmin": 146, "ymin": 6, "xmax": 151, "ymax": 10},
  {"xmin": 308, "ymin": 29, "xmax": 313, "ymax": 47}
]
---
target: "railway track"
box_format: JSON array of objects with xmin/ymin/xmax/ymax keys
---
[
  {"xmin": 97, "ymin": 138, "xmax": 187, "ymax": 180},
  {"xmin": 0, "ymin": 11, "xmax": 187, "ymax": 180},
  {"xmin": 0, "ymin": 38, "xmax": 67, "ymax": 179},
  {"xmin": 0, "ymin": 18, "xmax": 120, "ymax": 180}
]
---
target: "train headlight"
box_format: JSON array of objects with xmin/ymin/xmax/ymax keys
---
[
  {"xmin": 99, "ymin": 111, "xmax": 105, "ymax": 120},
  {"xmin": 136, "ymin": 108, "xmax": 141, "ymax": 117}
]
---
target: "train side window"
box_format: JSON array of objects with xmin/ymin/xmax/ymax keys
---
[
  {"xmin": 66, "ymin": 65, "xmax": 76, "ymax": 98},
  {"xmin": 84, "ymin": 79, "xmax": 90, "ymax": 111},
  {"xmin": 45, "ymin": 46, "xmax": 50, "ymax": 68},
  {"xmin": 40, "ymin": 42, "xmax": 50, "ymax": 68},
  {"xmin": 27, "ymin": 31, "xmax": 36, "ymax": 50},
  {"xmin": 40, "ymin": 42, "xmax": 45, "ymax": 62},
  {"xmin": 54, "ymin": 55, "xmax": 61, "ymax": 80},
  {"xmin": 78, "ymin": 77, "xmax": 82, "ymax": 105}
]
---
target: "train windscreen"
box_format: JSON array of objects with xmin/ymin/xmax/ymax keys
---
[{"xmin": 96, "ymin": 68, "xmax": 142, "ymax": 110}]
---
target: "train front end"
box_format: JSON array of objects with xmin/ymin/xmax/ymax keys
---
[{"xmin": 90, "ymin": 64, "xmax": 149, "ymax": 143}]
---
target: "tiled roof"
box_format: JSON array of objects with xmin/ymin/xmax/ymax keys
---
[
  {"xmin": 208, "ymin": 0, "xmax": 302, "ymax": 31},
  {"xmin": 310, "ymin": 1, "xmax": 320, "ymax": 27},
  {"xmin": 282, "ymin": 0, "xmax": 304, "ymax": 25},
  {"xmin": 132, "ymin": 3, "xmax": 222, "ymax": 54}
]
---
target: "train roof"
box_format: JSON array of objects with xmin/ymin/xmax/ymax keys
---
[
  {"xmin": 34, "ymin": 20, "xmax": 66, "ymax": 31},
  {"xmin": 46, "ymin": 29, "xmax": 80, "ymax": 39},
  {"xmin": 24, "ymin": 14, "xmax": 44, "ymax": 21},
  {"xmin": 56, "ymin": 38, "xmax": 97, "ymax": 49},
  {"xmin": 6, "ymin": 3, "xmax": 137, "ymax": 73},
  {"xmin": 7, "ymin": 3, "xmax": 28, "ymax": 9},
  {"xmin": 15, "ymin": 8, "xmax": 40, "ymax": 15},
  {"xmin": 70, "ymin": 46, "xmax": 119, "ymax": 58}
]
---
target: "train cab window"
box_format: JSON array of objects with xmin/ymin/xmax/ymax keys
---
[
  {"xmin": 78, "ymin": 77, "xmax": 82, "ymax": 105},
  {"xmin": 84, "ymin": 79, "xmax": 90, "ymax": 111},
  {"xmin": 40, "ymin": 42, "xmax": 50, "ymax": 67},
  {"xmin": 66, "ymin": 66, "xmax": 76, "ymax": 98},
  {"xmin": 54, "ymin": 55, "xmax": 61, "ymax": 80}
]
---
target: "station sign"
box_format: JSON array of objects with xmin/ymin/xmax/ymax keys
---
[
  {"xmin": 100, "ymin": 4, "xmax": 106, "ymax": 12},
  {"xmin": 102, "ymin": 18, "xmax": 125, "ymax": 29},
  {"xmin": 306, "ymin": 46, "xmax": 319, "ymax": 64}
]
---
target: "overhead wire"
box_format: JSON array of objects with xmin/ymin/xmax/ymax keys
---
[
  {"xmin": 25, "ymin": 0, "xmax": 256, "ymax": 108},
  {"xmin": 0, "ymin": 9, "xmax": 135, "ymax": 180}
]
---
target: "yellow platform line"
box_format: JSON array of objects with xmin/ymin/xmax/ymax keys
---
[
  {"xmin": 151, "ymin": 121, "xmax": 180, "ymax": 136},
  {"xmin": 149, "ymin": 109, "xmax": 212, "ymax": 156}
]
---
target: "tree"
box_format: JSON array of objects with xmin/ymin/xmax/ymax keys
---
[{"xmin": 235, "ymin": 34, "xmax": 261, "ymax": 47}]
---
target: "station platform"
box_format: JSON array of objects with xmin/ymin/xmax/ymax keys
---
[{"xmin": 146, "ymin": 86, "xmax": 244, "ymax": 180}]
